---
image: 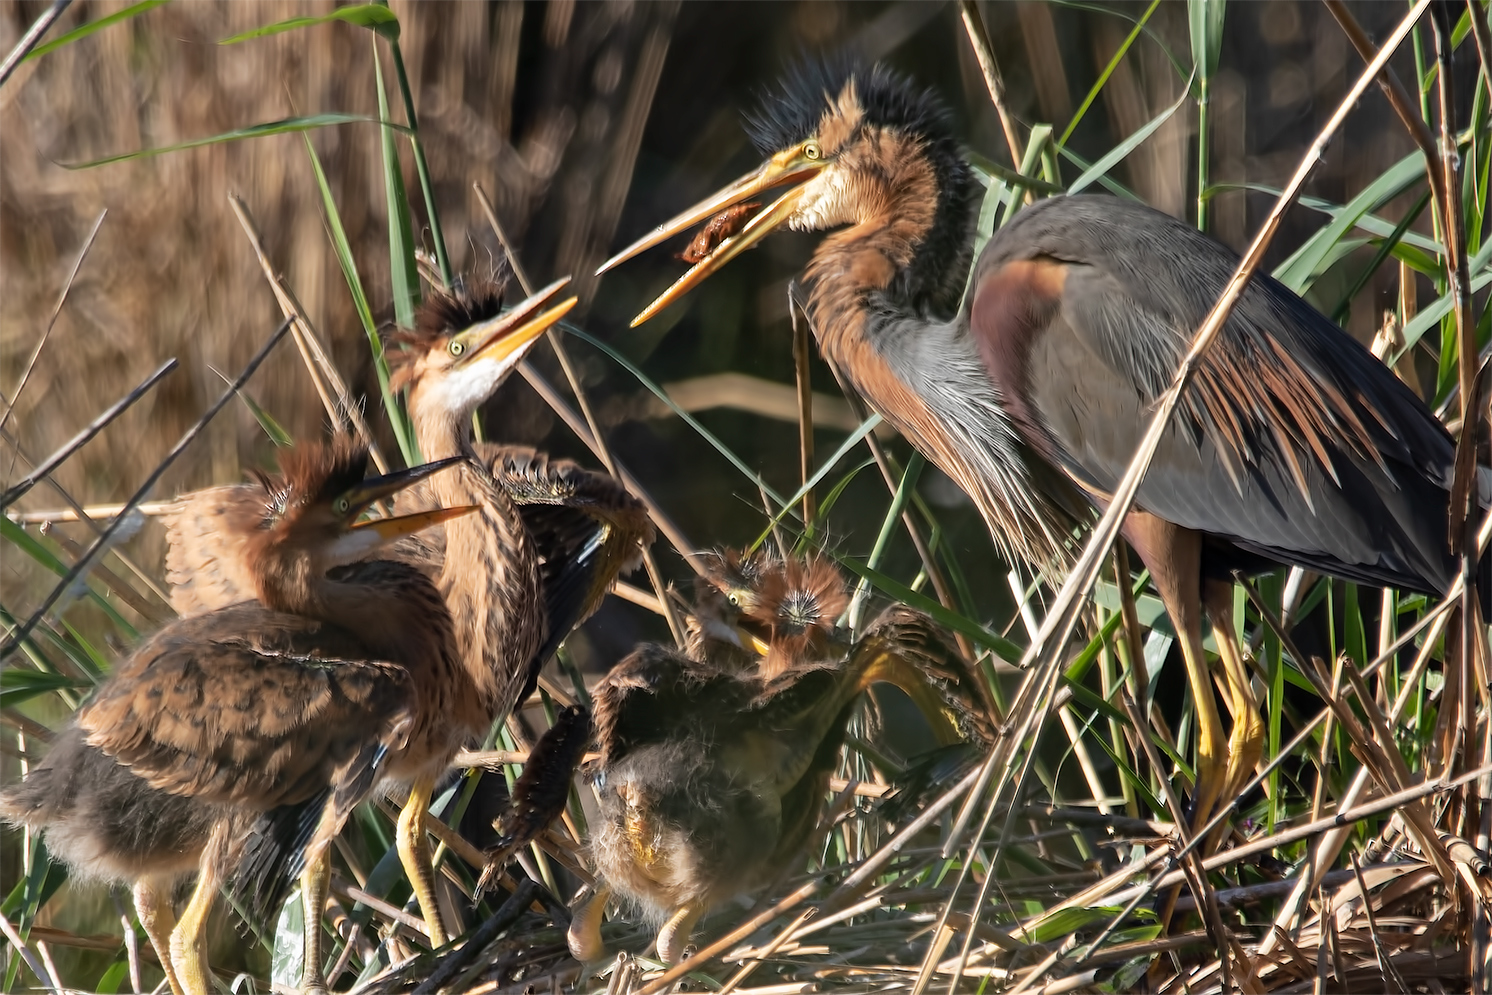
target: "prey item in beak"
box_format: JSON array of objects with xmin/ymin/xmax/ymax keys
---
[
  {"xmin": 451, "ymin": 279, "xmax": 579, "ymax": 368},
  {"xmin": 593, "ymin": 143, "xmax": 830, "ymax": 325}
]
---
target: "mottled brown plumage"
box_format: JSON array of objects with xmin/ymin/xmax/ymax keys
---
[
  {"xmin": 569, "ymin": 551, "xmax": 992, "ymax": 963},
  {"xmin": 8, "ymin": 439, "xmax": 469, "ymax": 995}
]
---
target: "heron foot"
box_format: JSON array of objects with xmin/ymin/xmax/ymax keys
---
[
  {"xmin": 656, "ymin": 902, "xmax": 705, "ymax": 964},
  {"xmin": 396, "ymin": 776, "xmax": 450, "ymax": 948},
  {"xmin": 133, "ymin": 879, "xmax": 186, "ymax": 995},
  {"xmin": 300, "ymin": 852, "xmax": 331, "ymax": 993},
  {"xmin": 566, "ymin": 884, "xmax": 611, "ymax": 962}
]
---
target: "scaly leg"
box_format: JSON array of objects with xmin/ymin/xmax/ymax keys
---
[
  {"xmin": 169, "ymin": 830, "xmax": 223, "ymax": 995},
  {"xmin": 566, "ymin": 883, "xmax": 611, "ymax": 962},
  {"xmin": 300, "ymin": 851, "xmax": 332, "ymax": 994},
  {"xmin": 396, "ymin": 776, "xmax": 448, "ymax": 948},
  {"xmin": 1124, "ymin": 514, "xmax": 1227, "ymax": 833},
  {"xmin": 133, "ymin": 879, "xmax": 185, "ymax": 995},
  {"xmin": 656, "ymin": 902, "xmax": 705, "ymax": 964},
  {"xmin": 1205, "ymin": 580, "xmax": 1265, "ymax": 810}
]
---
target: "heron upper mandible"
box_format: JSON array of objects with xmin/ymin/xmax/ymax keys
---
[
  {"xmin": 6, "ymin": 440, "xmax": 473, "ymax": 995},
  {"xmin": 598, "ymin": 62, "xmax": 1478, "ymax": 835}
]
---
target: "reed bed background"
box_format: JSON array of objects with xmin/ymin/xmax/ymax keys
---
[{"xmin": 1, "ymin": 0, "xmax": 1488, "ymax": 992}]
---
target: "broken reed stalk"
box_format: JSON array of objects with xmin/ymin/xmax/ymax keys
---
[
  {"xmin": 230, "ymin": 194, "xmax": 392, "ymax": 474},
  {"xmin": 0, "ymin": 317, "xmax": 292, "ymax": 661}
]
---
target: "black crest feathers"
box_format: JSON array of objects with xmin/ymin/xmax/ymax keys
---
[
  {"xmin": 745, "ymin": 59, "xmax": 957, "ymax": 157},
  {"xmin": 385, "ymin": 279, "xmax": 507, "ymax": 392},
  {"xmin": 273, "ymin": 437, "xmax": 369, "ymax": 512}
]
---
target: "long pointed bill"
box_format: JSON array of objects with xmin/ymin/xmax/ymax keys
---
[
  {"xmin": 628, "ymin": 181, "xmax": 815, "ymax": 327},
  {"xmin": 456, "ymin": 292, "xmax": 580, "ymax": 368},
  {"xmin": 352, "ymin": 503, "xmax": 481, "ymax": 541},
  {"xmin": 596, "ymin": 147, "xmax": 828, "ymax": 278},
  {"xmin": 343, "ymin": 455, "xmax": 469, "ymax": 514}
]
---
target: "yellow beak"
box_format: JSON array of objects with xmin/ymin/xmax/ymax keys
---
[
  {"xmin": 352, "ymin": 503, "xmax": 481, "ymax": 541},
  {"xmin": 595, "ymin": 146, "xmax": 830, "ymax": 326},
  {"xmin": 453, "ymin": 277, "xmax": 580, "ymax": 367}
]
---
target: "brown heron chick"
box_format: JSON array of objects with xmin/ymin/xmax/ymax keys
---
[
  {"xmin": 569, "ymin": 600, "xmax": 980, "ymax": 964},
  {"xmin": 600, "ymin": 61, "xmax": 1485, "ymax": 834},
  {"xmin": 7, "ymin": 440, "xmax": 472, "ymax": 995}
]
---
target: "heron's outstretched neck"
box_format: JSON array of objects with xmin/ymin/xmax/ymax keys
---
[
  {"xmin": 801, "ymin": 139, "xmax": 976, "ymax": 362},
  {"xmin": 410, "ymin": 402, "xmax": 545, "ymax": 724}
]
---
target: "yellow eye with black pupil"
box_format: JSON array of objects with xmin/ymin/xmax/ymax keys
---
[
  {"xmin": 449, "ymin": 339, "xmax": 465, "ymax": 357},
  {"xmin": 803, "ymin": 143, "xmax": 821, "ymax": 160}
]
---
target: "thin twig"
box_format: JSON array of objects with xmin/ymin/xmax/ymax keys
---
[
  {"xmin": 473, "ymin": 182, "xmax": 687, "ymax": 647},
  {"xmin": 0, "ymin": 0, "xmax": 70, "ymax": 88},
  {"xmin": 0, "ymin": 909, "xmax": 61, "ymax": 994},
  {"xmin": 958, "ymin": 0, "xmax": 1024, "ymax": 168},
  {"xmin": 0, "ymin": 209, "xmax": 106, "ymax": 438},
  {"xmin": 0, "ymin": 318, "xmax": 292, "ymax": 660},
  {"xmin": 1, "ymin": 359, "xmax": 177, "ymax": 509}
]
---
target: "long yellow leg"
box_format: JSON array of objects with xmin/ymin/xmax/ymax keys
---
[
  {"xmin": 169, "ymin": 846, "xmax": 221, "ymax": 995},
  {"xmin": 566, "ymin": 884, "xmax": 611, "ymax": 962},
  {"xmin": 1206, "ymin": 582, "xmax": 1265, "ymax": 808},
  {"xmin": 396, "ymin": 776, "xmax": 448, "ymax": 948},
  {"xmin": 133, "ymin": 879, "xmax": 185, "ymax": 995},
  {"xmin": 300, "ymin": 851, "xmax": 331, "ymax": 993},
  {"xmin": 656, "ymin": 902, "xmax": 705, "ymax": 964}
]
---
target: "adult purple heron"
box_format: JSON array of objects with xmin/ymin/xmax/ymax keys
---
[
  {"xmin": 598, "ymin": 62, "xmax": 1479, "ymax": 833},
  {"xmin": 4, "ymin": 440, "xmax": 473, "ymax": 995}
]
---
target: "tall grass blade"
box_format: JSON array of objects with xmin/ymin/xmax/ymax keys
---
[
  {"xmin": 67, "ymin": 115, "xmax": 404, "ymax": 170},
  {"xmin": 1069, "ymin": 82, "xmax": 1192, "ymax": 195},
  {"xmin": 302, "ymin": 134, "xmax": 417, "ymax": 464},
  {"xmin": 375, "ymin": 45, "xmax": 420, "ymax": 329},
  {"xmin": 20, "ymin": 0, "xmax": 164, "ymax": 65},
  {"xmin": 217, "ymin": 4, "xmax": 399, "ymax": 45},
  {"xmin": 1189, "ymin": 0, "xmax": 1226, "ymax": 229}
]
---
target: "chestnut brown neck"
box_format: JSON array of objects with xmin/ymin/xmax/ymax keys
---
[{"xmin": 410, "ymin": 392, "xmax": 545, "ymax": 723}]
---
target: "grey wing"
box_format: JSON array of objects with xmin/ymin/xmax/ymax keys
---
[{"xmin": 972, "ymin": 195, "xmax": 1458, "ymax": 593}]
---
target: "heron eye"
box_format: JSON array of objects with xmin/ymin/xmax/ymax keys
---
[
  {"xmin": 334, "ymin": 497, "xmax": 351, "ymax": 515},
  {"xmin": 727, "ymin": 593, "xmax": 740, "ymax": 606},
  {"xmin": 803, "ymin": 142, "xmax": 822, "ymax": 161},
  {"xmin": 448, "ymin": 339, "xmax": 466, "ymax": 357}
]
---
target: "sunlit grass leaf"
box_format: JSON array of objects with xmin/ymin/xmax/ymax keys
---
[
  {"xmin": 1069, "ymin": 80, "xmax": 1191, "ymax": 195},
  {"xmin": 376, "ymin": 46, "xmax": 420, "ymax": 330},
  {"xmin": 218, "ymin": 373, "xmax": 292, "ymax": 447},
  {"xmin": 1272, "ymin": 152, "xmax": 1426, "ymax": 294},
  {"xmin": 0, "ymin": 667, "xmax": 89, "ymax": 708},
  {"xmin": 1188, "ymin": 0, "xmax": 1226, "ymax": 81},
  {"xmin": 22, "ymin": 0, "xmax": 168, "ymax": 64},
  {"xmin": 0, "ymin": 516, "xmax": 135, "ymax": 634},
  {"xmin": 1060, "ymin": 0, "xmax": 1161, "ymax": 145},
  {"xmin": 302, "ymin": 132, "xmax": 418, "ymax": 465},
  {"xmin": 66, "ymin": 115, "xmax": 404, "ymax": 170},
  {"xmin": 218, "ymin": 4, "xmax": 400, "ymax": 44},
  {"xmin": 751, "ymin": 413, "xmax": 882, "ymax": 550}
]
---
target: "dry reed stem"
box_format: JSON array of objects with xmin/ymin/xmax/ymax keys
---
[
  {"xmin": 472, "ymin": 181, "xmax": 688, "ymax": 647},
  {"xmin": 0, "ymin": 209, "xmax": 105, "ymax": 438}
]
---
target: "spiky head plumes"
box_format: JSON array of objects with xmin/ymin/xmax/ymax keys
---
[
  {"xmin": 745, "ymin": 60, "xmax": 977, "ymax": 311},
  {"xmin": 384, "ymin": 279, "xmax": 530, "ymax": 440},
  {"xmin": 752, "ymin": 554, "xmax": 851, "ymax": 679},
  {"xmin": 698, "ymin": 546, "xmax": 779, "ymax": 617}
]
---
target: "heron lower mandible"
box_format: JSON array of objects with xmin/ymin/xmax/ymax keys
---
[
  {"xmin": 5, "ymin": 440, "xmax": 473, "ymax": 995},
  {"xmin": 598, "ymin": 61, "xmax": 1481, "ymax": 838}
]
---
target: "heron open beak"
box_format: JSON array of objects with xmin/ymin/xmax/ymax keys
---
[
  {"xmin": 352, "ymin": 503, "xmax": 481, "ymax": 542},
  {"xmin": 451, "ymin": 278, "xmax": 579, "ymax": 369},
  {"xmin": 594, "ymin": 144, "xmax": 830, "ymax": 327},
  {"xmin": 341, "ymin": 455, "xmax": 469, "ymax": 518}
]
